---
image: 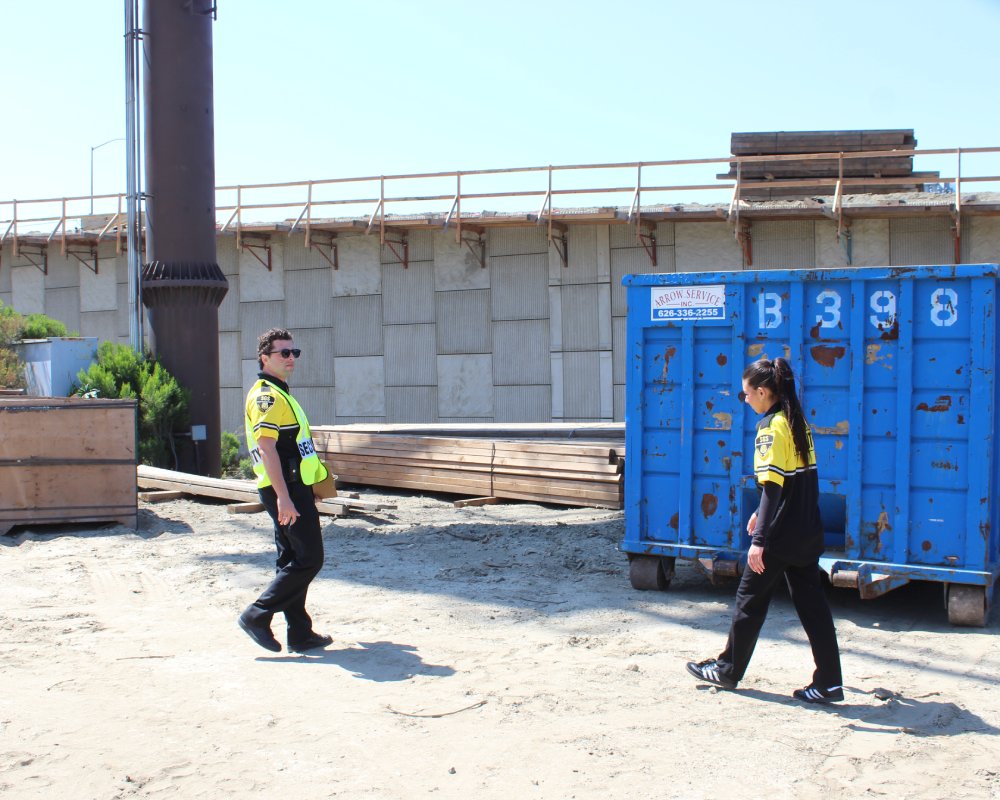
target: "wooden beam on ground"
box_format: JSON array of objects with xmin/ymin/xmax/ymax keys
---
[
  {"xmin": 453, "ymin": 496, "xmax": 499, "ymax": 508},
  {"xmin": 138, "ymin": 490, "xmax": 184, "ymax": 503},
  {"xmin": 227, "ymin": 502, "xmax": 265, "ymax": 514}
]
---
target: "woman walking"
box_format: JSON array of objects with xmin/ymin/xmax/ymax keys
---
[{"xmin": 686, "ymin": 357, "xmax": 843, "ymax": 703}]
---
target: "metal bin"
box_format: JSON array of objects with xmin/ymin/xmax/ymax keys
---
[{"xmin": 621, "ymin": 264, "xmax": 1000, "ymax": 625}]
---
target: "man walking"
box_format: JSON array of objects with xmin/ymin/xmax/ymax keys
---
[{"xmin": 239, "ymin": 327, "xmax": 333, "ymax": 654}]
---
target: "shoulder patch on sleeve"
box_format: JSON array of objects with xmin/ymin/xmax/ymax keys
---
[
  {"xmin": 756, "ymin": 433, "xmax": 774, "ymax": 457},
  {"xmin": 256, "ymin": 394, "xmax": 275, "ymax": 412}
]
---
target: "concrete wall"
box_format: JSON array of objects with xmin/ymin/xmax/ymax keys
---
[{"xmin": 3, "ymin": 214, "xmax": 998, "ymax": 439}]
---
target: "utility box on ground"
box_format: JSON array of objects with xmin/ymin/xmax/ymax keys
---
[
  {"xmin": 0, "ymin": 397, "xmax": 138, "ymax": 535},
  {"xmin": 13, "ymin": 337, "xmax": 98, "ymax": 397},
  {"xmin": 621, "ymin": 264, "xmax": 1000, "ymax": 626}
]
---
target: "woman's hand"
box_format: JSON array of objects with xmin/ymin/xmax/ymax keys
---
[{"xmin": 747, "ymin": 543, "xmax": 765, "ymax": 574}]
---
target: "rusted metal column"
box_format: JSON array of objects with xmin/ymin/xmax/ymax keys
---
[{"xmin": 141, "ymin": 0, "xmax": 228, "ymax": 476}]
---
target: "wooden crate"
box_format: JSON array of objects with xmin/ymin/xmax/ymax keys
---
[{"xmin": 0, "ymin": 397, "xmax": 138, "ymax": 535}]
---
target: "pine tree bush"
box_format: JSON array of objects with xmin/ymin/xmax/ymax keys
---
[
  {"xmin": 0, "ymin": 302, "xmax": 26, "ymax": 389},
  {"xmin": 75, "ymin": 342, "xmax": 189, "ymax": 468}
]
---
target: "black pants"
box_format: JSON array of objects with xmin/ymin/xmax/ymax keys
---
[
  {"xmin": 715, "ymin": 556, "xmax": 842, "ymax": 688},
  {"xmin": 244, "ymin": 480, "xmax": 324, "ymax": 639}
]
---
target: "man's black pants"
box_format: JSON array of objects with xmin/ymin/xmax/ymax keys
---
[
  {"xmin": 715, "ymin": 556, "xmax": 842, "ymax": 688},
  {"xmin": 244, "ymin": 480, "xmax": 324, "ymax": 639}
]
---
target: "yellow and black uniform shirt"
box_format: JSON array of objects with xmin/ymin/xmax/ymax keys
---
[
  {"xmin": 753, "ymin": 407, "xmax": 824, "ymax": 563},
  {"xmin": 245, "ymin": 374, "xmax": 302, "ymax": 480}
]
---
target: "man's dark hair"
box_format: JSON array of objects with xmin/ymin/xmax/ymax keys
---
[{"xmin": 257, "ymin": 328, "xmax": 293, "ymax": 369}]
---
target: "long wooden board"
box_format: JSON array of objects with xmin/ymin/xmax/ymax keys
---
[{"xmin": 135, "ymin": 466, "xmax": 394, "ymax": 515}]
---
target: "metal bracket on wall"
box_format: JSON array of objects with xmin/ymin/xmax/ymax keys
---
[
  {"xmin": 308, "ymin": 231, "xmax": 339, "ymax": 270},
  {"xmin": 637, "ymin": 220, "xmax": 657, "ymax": 267},
  {"xmin": 68, "ymin": 243, "xmax": 100, "ymax": 274},
  {"xmin": 549, "ymin": 223, "xmax": 568, "ymax": 269},
  {"xmin": 15, "ymin": 245, "xmax": 48, "ymax": 274},
  {"xmin": 736, "ymin": 219, "xmax": 752, "ymax": 268},
  {"xmin": 382, "ymin": 232, "xmax": 409, "ymax": 269},
  {"xmin": 952, "ymin": 149, "xmax": 963, "ymax": 263},
  {"xmin": 240, "ymin": 233, "xmax": 272, "ymax": 271},
  {"xmin": 835, "ymin": 218, "xmax": 853, "ymax": 265},
  {"xmin": 461, "ymin": 227, "xmax": 486, "ymax": 269},
  {"xmin": 537, "ymin": 166, "xmax": 569, "ymax": 268}
]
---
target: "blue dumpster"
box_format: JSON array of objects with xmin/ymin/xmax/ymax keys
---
[{"xmin": 622, "ymin": 264, "xmax": 1000, "ymax": 625}]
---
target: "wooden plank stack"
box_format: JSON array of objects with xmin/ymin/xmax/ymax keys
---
[
  {"xmin": 718, "ymin": 129, "xmax": 940, "ymax": 198},
  {"xmin": 311, "ymin": 426, "xmax": 625, "ymax": 509}
]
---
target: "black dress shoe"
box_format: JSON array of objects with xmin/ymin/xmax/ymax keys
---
[
  {"xmin": 238, "ymin": 613, "xmax": 281, "ymax": 652},
  {"xmin": 288, "ymin": 632, "xmax": 333, "ymax": 653}
]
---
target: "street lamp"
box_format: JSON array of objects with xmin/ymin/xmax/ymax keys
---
[{"xmin": 90, "ymin": 137, "xmax": 125, "ymax": 214}]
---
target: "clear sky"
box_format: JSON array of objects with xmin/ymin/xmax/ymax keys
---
[{"xmin": 2, "ymin": 0, "xmax": 999, "ymax": 219}]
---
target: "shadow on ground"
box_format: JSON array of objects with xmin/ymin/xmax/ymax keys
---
[{"xmin": 255, "ymin": 640, "xmax": 455, "ymax": 682}]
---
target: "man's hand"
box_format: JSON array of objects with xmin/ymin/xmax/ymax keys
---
[
  {"xmin": 276, "ymin": 494, "xmax": 300, "ymax": 528},
  {"xmin": 747, "ymin": 543, "xmax": 765, "ymax": 574},
  {"xmin": 257, "ymin": 435, "xmax": 300, "ymax": 528}
]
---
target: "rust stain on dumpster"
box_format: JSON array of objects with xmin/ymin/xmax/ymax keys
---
[
  {"xmin": 717, "ymin": 353, "xmax": 728, "ymax": 366},
  {"xmin": 711, "ymin": 412, "xmax": 733, "ymax": 430},
  {"xmin": 813, "ymin": 420, "xmax": 849, "ymax": 435},
  {"xmin": 701, "ymin": 494, "xmax": 718, "ymax": 519},
  {"xmin": 877, "ymin": 319, "xmax": 900, "ymax": 340},
  {"xmin": 748, "ymin": 343, "xmax": 765, "ymax": 357},
  {"xmin": 865, "ymin": 343, "xmax": 892, "ymax": 369},
  {"xmin": 917, "ymin": 396, "xmax": 952, "ymax": 413},
  {"xmin": 810, "ymin": 345, "xmax": 846, "ymax": 368}
]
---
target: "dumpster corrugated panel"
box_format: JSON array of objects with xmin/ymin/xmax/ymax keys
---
[{"xmin": 622, "ymin": 264, "xmax": 1000, "ymax": 593}]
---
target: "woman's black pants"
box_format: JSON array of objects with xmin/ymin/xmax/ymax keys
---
[{"xmin": 715, "ymin": 556, "xmax": 842, "ymax": 688}]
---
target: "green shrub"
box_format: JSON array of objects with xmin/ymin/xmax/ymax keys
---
[
  {"xmin": 221, "ymin": 431, "xmax": 255, "ymax": 480},
  {"xmin": 75, "ymin": 342, "xmax": 189, "ymax": 468},
  {"xmin": 0, "ymin": 302, "xmax": 25, "ymax": 388},
  {"xmin": 0, "ymin": 302, "xmax": 78, "ymax": 388},
  {"xmin": 221, "ymin": 430, "xmax": 247, "ymax": 478},
  {"xmin": 20, "ymin": 313, "xmax": 71, "ymax": 340}
]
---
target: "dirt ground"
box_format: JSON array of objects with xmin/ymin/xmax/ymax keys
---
[{"xmin": 2, "ymin": 488, "xmax": 999, "ymax": 800}]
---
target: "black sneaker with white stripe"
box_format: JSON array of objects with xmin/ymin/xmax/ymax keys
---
[
  {"xmin": 793, "ymin": 684, "xmax": 844, "ymax": 704},
  {"xmin": 685, "ymin": 659, "xmax": 738, "ymax": 690}
]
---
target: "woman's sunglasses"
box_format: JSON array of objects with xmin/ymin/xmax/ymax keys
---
[{"xmin": 267, "ymin": 348, "xmax": 301, "ymax": 359}]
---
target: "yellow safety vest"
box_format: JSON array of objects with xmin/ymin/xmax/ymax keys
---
[{"xmin": 245, "ymin": 378, "xmax": 328, "ymax": 489}]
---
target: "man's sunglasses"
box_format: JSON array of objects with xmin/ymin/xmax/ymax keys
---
[{"xmin": 267, "ymin": 348, "xmax": 301, "ymax": 359}]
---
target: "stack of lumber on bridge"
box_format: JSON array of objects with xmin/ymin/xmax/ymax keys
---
[
  {"xmin": 718, "ymin": 129, "xmax": 939, "ymax": 198},
  {"xmin": 311, "ymin": 423, "xmax": 625, "ymax": 509}
]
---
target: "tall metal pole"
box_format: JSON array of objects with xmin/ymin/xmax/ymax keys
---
[{"xmin": 124, "ymin": 0, "xmax": 144, "ymax": 354}]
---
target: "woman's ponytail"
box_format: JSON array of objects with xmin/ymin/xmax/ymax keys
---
[
  {"xmin": 772, "ymin": 357, "xmax": 810, "ymax": 458},
  {"xmin": 744, "ymin": 357, "xmax": 811, "ymax": 458}
]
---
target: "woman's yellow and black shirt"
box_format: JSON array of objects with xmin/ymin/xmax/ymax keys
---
[{"xmin": 753, "ymin": 406, "xmax": 824, "ymax": 564}]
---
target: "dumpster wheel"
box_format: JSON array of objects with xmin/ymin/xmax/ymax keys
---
[
  {"xmin": 628, "ymin": 555, "xmax": 675, "ymax": 591},
  {"xmin": 947, "ymin": 585, "xmax": 988, "ymax": 627}
]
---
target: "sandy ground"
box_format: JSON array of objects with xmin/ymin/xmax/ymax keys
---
[{"xmin": 2, "ymin": 489, "xmax": 999, "ymax": 800}]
